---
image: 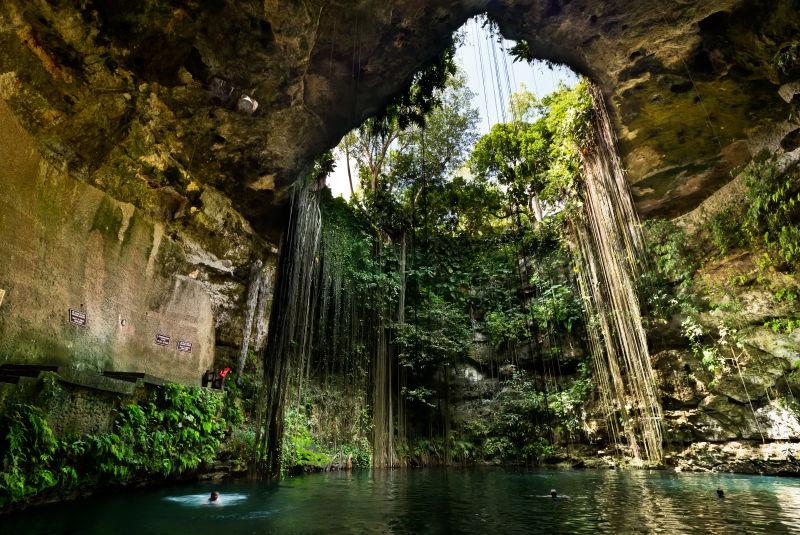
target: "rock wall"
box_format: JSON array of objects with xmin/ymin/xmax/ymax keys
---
[
  {"xmin": 0, "ymin": 0, "xmax": 796, "ymax": 385},
  {"xmin": 0, "ymin": 0, "xmax": 798, "ymax": 469},
  {"xmin": 0, "ymin": 370, "xmax": 157, "ymax": 438},
  {"xmin": 655, "ymin": 345, "xmax": 800, "ymax": 472},
  {"xmin": 0, "ymin": 1, "xmax": 797, "ymax": 231},
  {"xmin": 0, "ymin": 100, "xmax": 213, "ymax": 383},
  {"xmin": 0, "ymin": 100, "xmax": 273, "ymax": 384},
  {"xmin": 641, "ymin": 134, "xmax": 800, "ymax": 473}
]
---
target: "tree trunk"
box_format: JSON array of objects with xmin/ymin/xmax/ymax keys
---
[
  {"xmin": 530, "ymin": 194, "xmax": 544, "ymax": 223},
  {"xmin": 345, "ymin": 137, "xmax": 355, "ymax": 196}
]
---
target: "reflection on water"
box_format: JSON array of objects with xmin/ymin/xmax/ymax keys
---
[
  {"xmin": 6, "ymin": 468, "xmax": 800, "ymax": 534},
  {"xmin": 162, "ymin": 493, "xmax": 249, "ymax": 507}
]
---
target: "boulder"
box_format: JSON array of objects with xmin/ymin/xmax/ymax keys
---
[
  {"xmin": 743, "ymin": 326, "xmax": 800, "ymax": 365},
  {"xmin": 755, "ymin": 401, "xmax": 800, "ymax": 440},
  {"xmin": 670, "ymin": 441, "xmax": 800, "ymax": 475},
  {"xmin": 652, "ymin": 349, "xmax": 712, "ymax": 408},
  {"xmin": 709, "ymin": 347, "xmax": 788, "ymax": 404}
]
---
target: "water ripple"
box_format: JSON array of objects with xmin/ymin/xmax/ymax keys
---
[{"xmin": 6, "ymin": 468, "xmax": 800, "ymax": 534}]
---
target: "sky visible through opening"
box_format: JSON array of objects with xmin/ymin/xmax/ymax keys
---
[{"xmin": 327, "ymin": 16, "xmax": 580, "ymax": 199}]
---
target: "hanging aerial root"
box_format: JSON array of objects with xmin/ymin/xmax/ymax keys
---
[{"xmin": 571, "ymin": 83, "xmax": 664, "ymax": 464}]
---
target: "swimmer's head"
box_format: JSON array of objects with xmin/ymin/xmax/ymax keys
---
[
  {"xmin": 209, "ymin": 491, "xmax": 220, "ymax": 502},
  {"xmin": 550, "ymin": 489, "xmax": 557, "ymax": 498}
]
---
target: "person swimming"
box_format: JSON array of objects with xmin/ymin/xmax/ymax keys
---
[
  {"xmin": 209, "ymin": 491, "xmax": 220, "ymax": 503},
  {"xmin": 716, "ymin": 488, "xmax": 725, "ymax": 498},
  {"xmin": 535, "ymin": 488, "xmax": 569, "ymax": 499}
]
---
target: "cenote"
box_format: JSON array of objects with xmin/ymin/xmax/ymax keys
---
[
  {"xmin": 6, "ymin": 468, "xmax": 800, "ymax": 534},
  {"xmin": 3, "ymin": 1, "xmax": 800, "ymax": 533}
]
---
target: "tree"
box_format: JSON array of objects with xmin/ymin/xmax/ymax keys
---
[
  {"xmin": 340, "ymin": 43, "xmax": 461, "ymax": 195},
  {"xmin": 470, "ymin": 116, "xmax": 551, "ymax": 222},
  {"xmin": 469, "ymin": 82, "xmax": 593, "ymax": 223}
]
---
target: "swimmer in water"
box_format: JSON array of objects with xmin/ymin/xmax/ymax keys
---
[
  {"xmin": 716, "ymin": 488, "xmax": 725, "ymax": 499},
  {"xmin": 209, "ymin": 491, "xmax": 220, "ymax": 503},
  {"xmin": 536, "ymin": 488, "xmax": 569, "ymax": 499}
]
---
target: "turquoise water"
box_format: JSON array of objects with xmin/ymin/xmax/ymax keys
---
[{"xmin": 5, "ymin": 468, "xmax": 800, "ymax": 534}]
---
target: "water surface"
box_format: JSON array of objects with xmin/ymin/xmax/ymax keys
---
[{"xmin": 6, "ymin": 468, "xmax": 800, "ymax": 534}]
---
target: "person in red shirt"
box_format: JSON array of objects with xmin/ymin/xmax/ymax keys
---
[{"xmin": 212, "ymin": 368, "xmax": 231, "ymax": 389}]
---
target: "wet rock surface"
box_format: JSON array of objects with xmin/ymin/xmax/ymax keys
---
[
  {"xmin": 0, "ymin": 1, "xmax": 797, "ymax": 233},
  {"xmin": 650, "ymin": 246, "xmax": 800, "ymax": 473},
  {"xmin": 669, "ymin": 441, "xmax": 800, "ymax": 475}
]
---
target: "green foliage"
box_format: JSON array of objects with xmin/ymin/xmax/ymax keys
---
[
  {"xmin": 743, "ymin": 158, "xmax": 800, "ymax": 268},
  {"xmin": 396, "ymin": 437, "xmax": 445, "ymax": 465},
  {"xmin": 539, "ymin": 80, "xmax": 594, "ymax": 203},
  {"xmin": 281, "ymin": 408, "xmax": 332, "ymax": 474},
  {"xmin": 764, "ymin": 318, "xmax": 800, "ymax": 334},
  {"xmin": 220, "ymin": 379, "xmax": 247, "ymax": 427},
  {"xmin": 468, "ymin": 81, "xmax": 593, "ymax": 209},
  {"xmin": 395, "ymin": 435, "xmax": 480, "ymax": 466},
  {"xmin": 485, "ymin": 308, "xmax": 529, "ymax": 348},
  {"xmin": 0, "ymin": 404, "xmax": 59, "ymax": 507},
  {"xmin": 311, "ymin": 151, "xmax": 336, "ymax": 183},
  {"xmin": 706, "ymin": 206, "xmax": 747, "ymax": 257},
  {"xmin": 789, "ymin": 360, "xmax": 800, "ymax": 387},
  {"xmin": 639, "ymin": 219, "xmax": 699, "ymax": 323},
  {"xmin": 340, "ymin": 441, "xmax": 372, "ymax": 470},
  {"xmin": 222, "ymin": 425, "xmax": 255, "ymax": 468},
  {"xmin": 453, "ymin": 364, "xmax": 591, "ymax": 465},
  {"xmin": 400, "ymin": 386, "xmax": 437, "ymax": 408},
  {"xmin": 396, "ymin": 295, "xmax": 472, "ymax": 371},
  {"xmin": 0, "ymin": 384, "xmax": 231, "ymax": 508},
  {"xmin": 643, "ymin": 220, "xmax": 694, "ymax": 282},
  {"xmin": 80, "ymin": 384, "xmax": 228, "ymax": 483},
  {"xmin": 773, "ymin": 286, "xmax": 799, "ymax": 303},
  {"xmin": 679, "ymin": 317, "xmax": 738, "ymax": 380},
  {"xmin": 676, "ymin": 158, "xmax": 800, "ymax": 271},
  {"xmin": 336, "ymin": 60, "xmax": 597, "ymax": 468},
  {"xmin": 529, "ymin": 282, "xmax": 583, "ymax": 334},
  {"xmin": 475, "ymin": 371, "xmax": 555, "ymax": 463},
  {"xmin": 470, "ymin": 118, "xmax": 551, "ymax": 209},
  {"xmin": 348, "ymin": 70, "xmax": 480, "ymax": 236},
  {"xmin": 548, "ymin": 361, "xmax": 593, "ymax": 436},
  {"xmin": 280, "ymin": 404, "xmax": 371, "ymax": 474}
]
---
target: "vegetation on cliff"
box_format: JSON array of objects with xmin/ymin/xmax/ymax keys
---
[
  {"xmin": 246, "ymin": 73, "xmax": 601, "ymax": 471},
  {"xmin": 0, "ymin": 377, "xmax": 239, "ymax": 508}
]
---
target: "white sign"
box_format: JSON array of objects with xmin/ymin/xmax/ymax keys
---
[{"xmin": 69, "ymin": 308, "xmax": 87, "ymax": 327}]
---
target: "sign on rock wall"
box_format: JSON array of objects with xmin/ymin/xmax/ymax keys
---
[
  {"xmin": 0, "ymin": 101, "xmax": 215, "ymax": 385},
  {"xmin": 69, "ymin": 309, "xmax": 87, "ymax": 327}
]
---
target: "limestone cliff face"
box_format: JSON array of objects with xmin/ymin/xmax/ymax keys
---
[
  {"xmin": 0, "ymin": 101, "xmax": 216, "ymax": 383},
  {"xmin": 0, "ymin": 1, "xmax": 797, "ymax": 230},
  {"xmin": 0, "ymin": 97, "xmax": 276, "ymax": 382},
  {"xmin": 0, "ymin": 1, "xmax": 799, "ymax": 420},
  {"xmin": 493, "ymin": 0, "xmax": 800, "ymax": 218}
]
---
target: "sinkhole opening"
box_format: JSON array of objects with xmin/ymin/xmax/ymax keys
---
[{"xmin": 254, "ymin": 14, "xmax": 667, "ymax": 477}]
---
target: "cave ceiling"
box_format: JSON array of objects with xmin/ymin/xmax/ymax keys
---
[{"xmin": 0, "ymin": 0, "xmax": 798, "ymax": 237}]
